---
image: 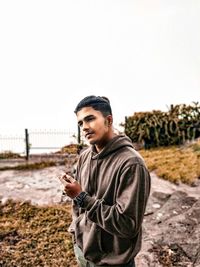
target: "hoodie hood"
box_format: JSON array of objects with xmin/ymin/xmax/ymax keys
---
[{"xmin": 91, "ymin": 134, "xmax": 134, "ymax": 159}]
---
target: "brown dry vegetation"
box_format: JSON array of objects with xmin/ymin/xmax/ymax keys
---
[
  {"xmin": 0, "ymin": 200, "xmax": 77, "ymax": 267},
  {"xmin": 0, "ymin": 161, "xmax": 58, "ymax": 171},
  {"xmin": 0, "ymin": 151, "xmax": 22, "ymax": 159},
  {"xmin": 140, "ymin": 140, "xmax": 200, "ymax": 185}
]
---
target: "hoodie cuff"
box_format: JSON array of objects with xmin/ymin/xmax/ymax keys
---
[
  {"xmin": 80, "ymin": 194, "xmax": 96, "ymax": 210},
  {"xmin": 74, "ymin": 191, "xmax": 88, "ymax": 207}
]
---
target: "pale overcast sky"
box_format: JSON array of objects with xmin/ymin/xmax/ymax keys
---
[{"xmin": 0, "ymin": 0, "xmax": 200, "ymax": 134}]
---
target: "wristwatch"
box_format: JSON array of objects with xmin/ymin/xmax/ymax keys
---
[{"xmin": 74, "ymin": 191, "xmax": 88, "ymax": 207}]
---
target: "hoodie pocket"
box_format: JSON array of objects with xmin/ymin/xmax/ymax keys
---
[
  {"xmin": 100, "ymin": 229, "xmax": 114, "ymax": 253},
  {"xmin": 83, "ymin": 225, "xmax": 106, "ymax": 263},
  {"xmin": 75, "ymin": 216, "xmax": 106, "ymax": 262}
]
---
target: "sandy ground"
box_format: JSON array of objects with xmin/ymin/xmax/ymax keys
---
[
  {"xmin": 0, "ymin": 166, "xmax": 67, "ymax": 205},
  {"xmin": 0, "ymin": 166, "xmax": 199, "ymax": 206}
]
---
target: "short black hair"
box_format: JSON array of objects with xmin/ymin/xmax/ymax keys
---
[{"xmin": 74, "ymin": 95, "xmax": 112, "ymax": 117}]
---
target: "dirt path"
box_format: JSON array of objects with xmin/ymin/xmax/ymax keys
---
[
  {"xmin": 150, "ymin": 171, "xmax": 200, "ymax": 199},
  {"xmin": 0, "ymin": 166, "xmax": 68, "ymax": 205},
  {"xmin": 0, "ymin": 167, "xmax": 199, "ymax": 206}
]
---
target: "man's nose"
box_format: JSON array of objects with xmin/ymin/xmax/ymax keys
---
[{"xmin": 82, "ymin": 121, "xmax": 89, "ymax": 131}]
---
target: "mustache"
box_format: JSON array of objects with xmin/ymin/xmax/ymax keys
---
[{"xmin": 85, "ymin": 131, "xmax": 94, "ymax": 137}]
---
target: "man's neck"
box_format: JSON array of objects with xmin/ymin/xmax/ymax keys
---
[{"xmin": 95, "ymin": 132, "xmax": 117, "ymax": 153}]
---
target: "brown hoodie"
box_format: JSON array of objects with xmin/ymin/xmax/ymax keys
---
[{"xmin": 69, "ymin": 134, "xmax": 151, "ymax": 266}]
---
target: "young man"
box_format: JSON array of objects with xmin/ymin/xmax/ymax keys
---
[{"xmin": 60, "ymin": 95, "xmax": 151, "ymax": 267}]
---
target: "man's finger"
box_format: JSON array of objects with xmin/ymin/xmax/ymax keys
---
[
  {"xmin": 59, "ymin": 176, "xmax": 68, "ymax": 186},
  {"xmin": 65, "ymin": 174, "xmax": 76, "ymax": 183}
]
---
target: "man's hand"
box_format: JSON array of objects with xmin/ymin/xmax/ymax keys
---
[{"xmin": 59, "ymin": 173, "xmax": 82, "ymax": 199}]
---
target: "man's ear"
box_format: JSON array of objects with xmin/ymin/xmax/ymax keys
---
[{"xmin": 106, "ymin": 115, "xmax": 113, "ymax": 127}]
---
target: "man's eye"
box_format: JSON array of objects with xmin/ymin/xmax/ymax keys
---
[{"xmin": 86, "ymin": 117, "xmax": 94, "ymax": 122}]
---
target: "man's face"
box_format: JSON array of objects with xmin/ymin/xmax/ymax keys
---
[{"xmin": 77, "ymin": 106, "xmax": 111, "ymax": 145}]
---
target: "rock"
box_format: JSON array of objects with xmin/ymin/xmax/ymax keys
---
[
  {"xmin": 136, "ymin": 190, "xmax": 200, "ymax": 266},
  {"xmin": 152, "ymin": 203, "xmax": 161, "ymax": 209},
  {"xmin": 150, "ymin": 191, "xmax": 197, "ymax": 223}
]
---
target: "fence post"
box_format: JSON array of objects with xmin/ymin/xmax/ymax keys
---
[
  {"xmin": 25, "ymin": 129, "xmax": 29, "ymax": 160},
  {"xmin": 77, "ymin": 126, "xmax": 81, "ymax": 144}
]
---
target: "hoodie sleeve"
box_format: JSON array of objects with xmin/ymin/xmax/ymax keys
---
[
  {"xmin": 68, "ymin": 200, "xmax": 79, "ymax": 234},
  {"xmin": 68, "ymin": 157, "xmax": 81, "ymax": 235},
  {"xmin": 81, "ymin": 163, "xmax": 151, "ymax": 238}
]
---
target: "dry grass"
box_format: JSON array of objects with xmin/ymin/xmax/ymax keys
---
[
  {"xmin": 140, "ymin": 140, "xmax": 200, "ymax": 184},
  {"xmin": 0, "ymin": 200, "xmax": 77, "ymax": 267},
  {"xmin": 0, "ymin": 151, "xmax": 22, "ymax": 159},
  {"xmin": 0, "ymin": 161, "xmax": 58, "ymax": 171}
]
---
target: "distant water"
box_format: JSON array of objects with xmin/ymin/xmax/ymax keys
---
[{"xmin": 0, "ymin": 129, "xmax": 77, "ymax": 155}]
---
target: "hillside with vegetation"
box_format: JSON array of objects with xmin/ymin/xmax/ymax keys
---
[
  {"xmin": 0, "ymin": 102, "xmax": 200, "ymax": 266},
  {"xmin": 0, "ymin": 140, "xmax": 200, "ymax": 266}
]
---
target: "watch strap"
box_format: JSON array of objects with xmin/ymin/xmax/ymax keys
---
[{"xmin": 74, "ymin": 191, "xmax": 88, "ymax": 207}]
